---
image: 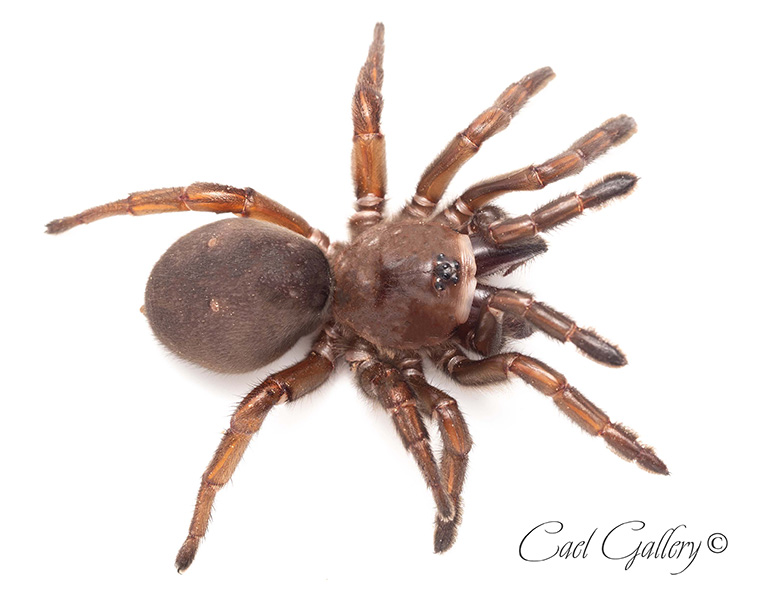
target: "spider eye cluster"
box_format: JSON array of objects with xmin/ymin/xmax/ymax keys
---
[{"xmin": 433, "ymin": 254, "xmax": 460, "ymax": 291}]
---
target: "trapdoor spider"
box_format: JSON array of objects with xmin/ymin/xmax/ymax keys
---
[{"xmin": 47, "ymin": 24, "xmax": 667, "ymax": 572}]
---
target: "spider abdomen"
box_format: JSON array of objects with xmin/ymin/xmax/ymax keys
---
[
  {"xmin": 331, "ymin": 221, "xmax": 476, "ymax": 349},
  {"xmin": 144, "ymin": 218, "xmax": 332, "ymax": 373}
]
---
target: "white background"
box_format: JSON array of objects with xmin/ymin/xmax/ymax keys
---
[{"xmin": 3, "ymin": 0, "xmax": 757, "ymax": 595}]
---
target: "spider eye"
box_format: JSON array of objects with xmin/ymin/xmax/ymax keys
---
[{"xmin": 434, "ymin": 254, "xmax": 461, "ymax": 291}]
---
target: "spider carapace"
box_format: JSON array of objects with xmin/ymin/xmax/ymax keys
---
[{"xmin": 47, "ymin": 23, "xmax": 667, "ymax": 573}]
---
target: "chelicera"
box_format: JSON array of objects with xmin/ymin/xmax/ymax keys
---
[{"xmin": 47, "ymin": 23, "xmax": 667, "ymax": 572}]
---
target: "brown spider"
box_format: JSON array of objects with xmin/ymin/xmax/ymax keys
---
[{"xmin": 46, "ymin": 23, "xmax": 667, "ymax": 573}]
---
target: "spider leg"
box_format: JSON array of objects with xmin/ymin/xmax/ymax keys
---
[
  {"xmin": 430, "ymin": 344, "xmax": 668, "ymax": 475},
  {"xmin": 440, "ymin": 116, "xmax": 637, "ymax": 228},
  {"xmin": 401, "ymin": 67, "xmax": 555, "ymax": 220},
  {"xmin": 456, "ymin": 290, "xmax": 534, "ymax": 357},
  {"xmin": 45, "ymin": 182, "xmax": 329, "ymax": 250},
  {"xmin": 349, "ymin": 23, "xmax": 387, "ymax": 238},
  {"xmin": 400, "ymin": 354, "xmax": 472, "ymax": 553},
  {"xmin": 472, "ymin": 284, "xmax": 626, "ymax": 366},
  {"xmin": 175, "ymin": 329, "xmax": 338, "ymax": 573},
  {"xmin": 346, "ymin": 343, "xmax": 455, "ymax": 522},
  {"xmin": 467, "ymin": 206, "xmax": 549, "ymax": 277},
  {"xmin": 484, "ymin": 172, "xmax": 638, "ymax": 247}
]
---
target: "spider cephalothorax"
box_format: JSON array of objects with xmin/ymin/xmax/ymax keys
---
[
  {"xmin": 47, "ymin": 23, "xmax": 667, "ymax": 573},
  {"xmin": 332, "ymin": 220, "xmax": 477, "ymax": 348}
]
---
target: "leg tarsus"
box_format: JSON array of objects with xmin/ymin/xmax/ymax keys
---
[
  {"xmin": 434, "ymin": 505, "xmax": 463, "ymax": 553},
  {"xmin": 176, "ymin": 536, "xmax": 201, "ymax": 574},
  {"xmin": 602, "ymin": 422, "xmax": 669, "ymax": 475}
]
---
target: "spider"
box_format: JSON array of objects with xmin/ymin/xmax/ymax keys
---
[{"xmin": 46, "ymin": 23, "xmax": 667, "ymax": 573}]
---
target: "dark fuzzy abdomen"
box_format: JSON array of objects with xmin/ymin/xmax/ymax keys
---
[{"xmin": 145, "ymin": 218, "xmax": 331, "ymax": 373}]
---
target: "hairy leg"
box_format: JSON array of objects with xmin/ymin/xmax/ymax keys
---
[
  {"xmin": 485, "ymin": 172, "xmax": 637, "ymax": 247},
  {"xmin": 441, "ymin": 116, "xmax": 637, "ymax": 228},
  {"xmin": 401, "ymin": 67, "xmax": 555, "ymax": 220},
  {"xmin": 399, "ymin": 354, "xmax": 472, "ymax": 552},
  {"xmin": 349, "ymin": 23, "xmax": 388, "ymax": 237},
  {"xmin": 473, "ymin": 284, "xmax": 626, "ymax": 366},
  {"xmin": 46, "ymin": 182, "xmax": 330, "ymax": 250},
  {"xmin": 176, "ymin": 329, "xmax": 338, "ymax": 572},
  {"xmin": 346, "ymin": 344, "xmax": 454, "ymax": 522},
  {"xmin": 430, "ymin": 344, "xmax": 668, "ymax": 475}
]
